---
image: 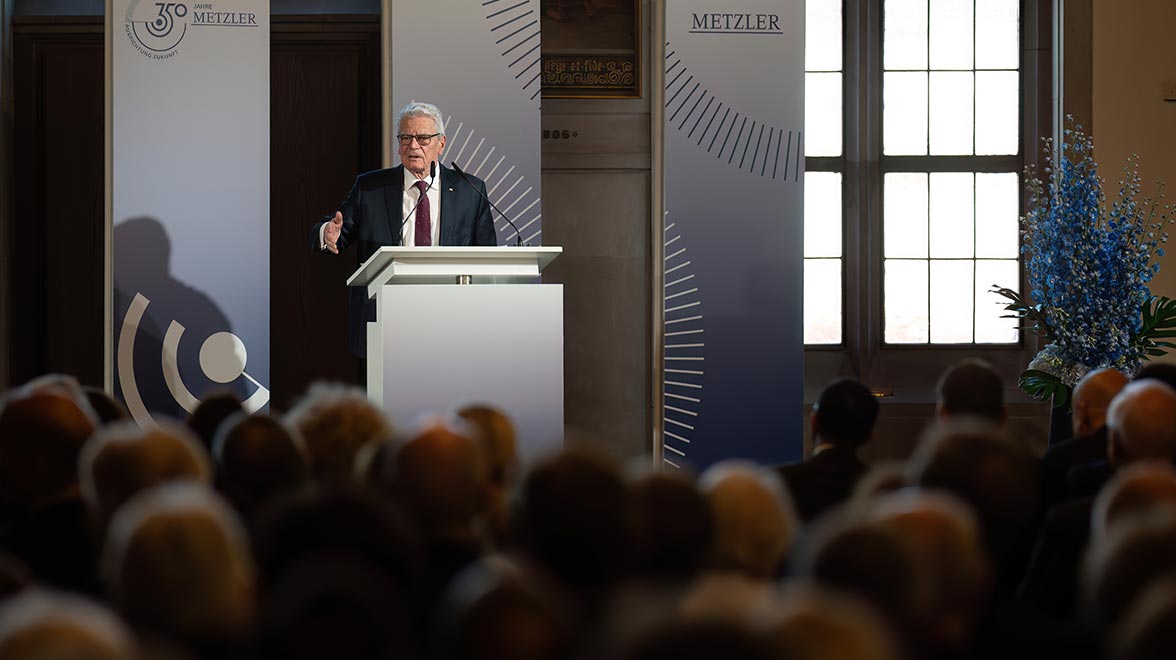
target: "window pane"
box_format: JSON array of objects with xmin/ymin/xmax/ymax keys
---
[
  {"xmin": 885, "ymin": 173, "xmax": 929, "ymax": 258},
  {"xmin": 975, "ymin": 260, "xmax": 1020, "ymax": 343},
  {"xmin": 930, "ymin": 173, "xmax": 974, "ymax": 258},
  {"xmin": 806, "ymin": 73, "xmax": 843, "ymax": 157},
  {"xmin": 806, "ymin": 0, "xmax": 843, "ymax": 72},
  {"xmin": 805, "ymin": 259, "xmax": 843, "ymax": 344},
  {"xmin": 884, "ymin": 0, "xmax": 928, "ymax": 70},
  {"xmin": 976, "ymin": 71, "xmax": 1019, "ymax": 155},
  {"xmin": 976, "ymin": 0, "xmax": 1019, "ymax": 70},
  {"xmin": 885, "ymin": 259, "xmax": 930, "ymax": 343},
  {"xmin": 929, "ymin": 72, "xmax": 974, "ymax": 155},
  {"xmin": 930, "ymin": 0, "xmax": 974, "ymax": 70},
  {"xmin": 931, "ymin": 260, "xmax": 974, "ymax": 342},
  {"xmin": 976, "ymin": 173, "xmax": 1020, "ymax": 258},
  {"xmin": 805, "ymin": 172, "xmax": 843, "ymax": 257},
  {"xmin": 884, "ymin": 72, "xmax": 928, "ymax": 155}
]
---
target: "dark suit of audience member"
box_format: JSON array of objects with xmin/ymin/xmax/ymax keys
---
[
  {"xmin": 1041, "ymin": 369, "xmax": 1128, "ymax": 510},
  {"xmin": 1066, "ymin": 459, "xmax": 1114, "ymax": 501},
  {"xmin": 1022, "ymin": 379, "xmax": 1176, "ymax": 617},
  {"xmin": 1042, "ymin": 425, "xmax": 1109, "ymax": 509},
  {"xmin": 777, "ymin": 379, "xmax": 878, "ymax": 523}
]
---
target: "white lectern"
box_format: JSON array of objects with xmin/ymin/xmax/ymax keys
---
[{"xmin": 347, "ymin": 247, "xmax": 564, "ymax": 460}]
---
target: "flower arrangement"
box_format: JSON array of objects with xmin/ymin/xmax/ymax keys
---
[{"xmin": 992, "ymin": 121, "xmax": 1176, "ymax": 407}]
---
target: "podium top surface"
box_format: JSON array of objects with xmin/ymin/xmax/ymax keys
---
[{"xmin": 347, "ymin": 246, "xmax": 563, "ymax": 287}]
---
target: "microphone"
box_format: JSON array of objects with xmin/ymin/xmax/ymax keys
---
[
  {"xmin": 451, "ymin": 161, "xmax": 525, "ymax": 247},
  {"xmin": 399, "ymin": 161, "xmax": 437, "ymax": 244}
]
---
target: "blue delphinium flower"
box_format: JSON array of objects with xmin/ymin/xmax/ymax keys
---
[{"xmin": 1020, "ymin": 121, "xmax": 1174, "ymax": 382}]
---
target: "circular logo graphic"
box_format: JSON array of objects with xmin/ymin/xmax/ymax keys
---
[{"xmin": 125, "ymin": 1, "xmax": 189, "ymax": 59}]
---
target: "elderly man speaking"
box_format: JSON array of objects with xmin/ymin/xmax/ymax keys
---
[{"xmin": 310, "ymin": 102, "xmax": 497, "ymax": 356}]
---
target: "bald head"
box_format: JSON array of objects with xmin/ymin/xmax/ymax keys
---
[
  {"xmin": 1073, "ymin": 368, "xmax": 1130, "ymax": 436},
  {"xmin": 1107, "ymin": 381, "xmax": 1176, "ymax": 465}
]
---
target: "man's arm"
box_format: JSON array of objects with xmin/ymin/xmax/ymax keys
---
[{"xmin": 309, "ymin": 178, "xmax": 361, "ymax": 253}]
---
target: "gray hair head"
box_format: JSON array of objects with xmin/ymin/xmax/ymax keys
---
[{"xmin": 397, "ymin": 101, "xmax": 446, "ymax": 135}]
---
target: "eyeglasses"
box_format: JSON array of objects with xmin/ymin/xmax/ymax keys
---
[{"xmin": 396, "ymin": 133, "xmax": 441, "ymax": 146}]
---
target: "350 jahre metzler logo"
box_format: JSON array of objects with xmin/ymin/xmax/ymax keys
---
[{"xmin": 124, "ymin": 0, "xmax": 259, "ymax": 61}]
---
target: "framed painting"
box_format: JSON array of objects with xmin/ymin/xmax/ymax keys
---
[{"xmin": 541, "ymin": 0, "xmax": 640, "ymax": 98}]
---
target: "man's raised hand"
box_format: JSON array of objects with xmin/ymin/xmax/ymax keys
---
[{"xmin": 324, "ymin": 212, "xmax": 343, "ymax": 254}]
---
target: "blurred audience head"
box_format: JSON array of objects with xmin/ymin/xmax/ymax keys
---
[
  {"xmin": 627, "ymin": 468, "xmax": 713, "ymax": 582},
  {"xmin": 698, "ymin": 461, "xmax": 797, "ymax": 580},
  {"xmin": 793, "ymin": 510, "xmax": 922, "ymax": 655},
  {"xmin": 455, "ymin": 403, "xmax": 518, "ymax": 490},
  {"xmin": 767, "ymin": 582, "xmax": 900, "ymax": 660},
  {"xmin": 935, "ymin": 358, "xmax": 1004, "ymax": 423},
  {"xmin": 213, "ymin": 412, "xmax": 311, "ymax": 517},
  {"xmin": 377, "ymin": 418, "xmax": 488, "ymax": 541},
  {"xmin": 434, "ymin": 559, "xmax": 571, "ymax": 660},
  {"xmin": 864, "ymin": 489, "xmax": 991, "ymax": 654},
  {"xmin": 515, "ymin": 448, "xmax": 633, "ymax": 591},
  {"xmin": 1092, "ymin": 461, "xmax": 1176, "ymax": 539},
  {"xmin": 1109, "ymin": 576, "xmax": 1176, "ymax": 660},
  {"xmin": 0, "ymin": 386, "xmax": 97, "ymax": 508},
  {"xmin": 102, "ymin": 482, "xmax": 255, "ymax": 647},
  {"xmin": 83, "ymin": 386, "xmax": 130, "ymax": 424},
  {"xmin": 258, "ymin": 555, "xmax": 418, "ymax": 660},
  {"xmin": 1107, "ymin": 380, "xmax": 1176, "ymax": 466},
  {"xmin": 186, "ymin": 391, "xmax": 244, "ymax": 452},
  {"xmin": 80, "ymin": 420, "xmax": 212, "ymax": 536},
  {"xmin": 1083, "ymin": 508, "xmax": 1176, "ymax": 628},
  {"xmin": 617, "ymin": 617, "xmax": 784, "ymax": 660},
  {"xmin": 811, "ymin": 378, "xmax": 879, "ymax": 449},
  {"xmin": 0, "ymin": 589, "xmax": 139, "ymax": 660},
  {"xmin": 907, "ymin": 418, "xmax": 1039, "ymax": 562},
  {"xmin": 456, "ymin": 404, "xmax": 519, "ymax": 544},
  {"xmin": 284, "ymin": 382, "xmax": 394, "ymax": 482},
  {"xmin": 1072, "ymin": 368, "xmax": 1130, "ymax": 437},
  {"xmin": 251, "ymin": 485, "xmax": 421, "ymax": 596},
  {"xmin": 1134, "ymin": 362, "xmax": 1176, "ymax": 391}
]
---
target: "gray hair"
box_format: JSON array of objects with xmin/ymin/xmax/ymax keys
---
[{"xmin": 396, "ymin": 101, "xmax": 446, "ymax": 135}]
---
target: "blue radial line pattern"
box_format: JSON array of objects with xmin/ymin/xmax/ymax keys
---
[
  {"xmin": 664, "ymin": 42, "xmax": 802, "ymax": 181},
  {"xmin": 662, "ymin": 218, "xmax": 704, "ymax": 470},
  {"xmin": 484, "ymin": 0, "xmax": 543, "ymax": 102},
  {"xmin": 447, "ymin": 113, "xmax": 542, "ymax": 244}
]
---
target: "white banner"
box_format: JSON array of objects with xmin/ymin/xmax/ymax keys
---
[{"xmin": 110, "ymin": 0, "xmax": 270, "ymax": 424}]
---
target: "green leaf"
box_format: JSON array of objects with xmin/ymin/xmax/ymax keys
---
[
  {"xmin": 992, "ymin": 286, "xmax": 1055, "ymax": 343},
  {"xmin": 1136, "ymin": 296, "xmax": 1176, "ymax": 360}
]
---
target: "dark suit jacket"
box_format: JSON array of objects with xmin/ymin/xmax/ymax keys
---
[
  {"xmin": 310, "ymin": 164, "xmax": 497, "ymax": 356},
  {"xmin": 776, "ymin": 445, "xmax": 868, "ymax": 523},
  {"xmin": 1018, "ymin": 495, "xmax": 1093, "ymax": 618},
  {"xmin": 1040, "ymin": 426, "xmax": 1108, "ymax": 510}
]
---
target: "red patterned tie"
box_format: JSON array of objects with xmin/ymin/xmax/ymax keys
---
[{"xmin": 414, "ymin": 179, "xmax": 431, "ymax": 246}]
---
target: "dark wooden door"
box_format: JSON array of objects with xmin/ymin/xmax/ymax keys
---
[{"xmin": 270, "ymin": 19, "xmax": 382, "ymax": 411}]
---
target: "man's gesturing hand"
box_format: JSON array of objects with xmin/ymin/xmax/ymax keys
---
[{"xmin": 324, "ymin": 212, "xmax": 343, "ymax": 254}]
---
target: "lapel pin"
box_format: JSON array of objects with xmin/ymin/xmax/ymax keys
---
[{"xmin": 448, "ymin": 187, "xmax": 454, "ymax": 192}]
